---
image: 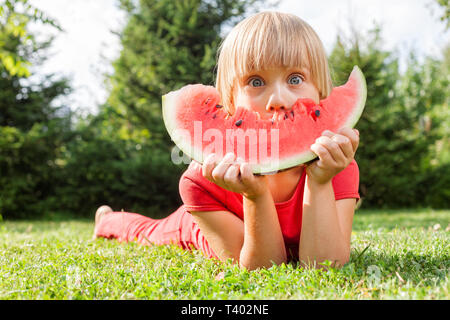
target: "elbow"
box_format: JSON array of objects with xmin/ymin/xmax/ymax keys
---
[
  {"xmin": 336, "ymin": 246, "xmax": 351, "ymax": 267},
  {"xmin": 239, "ymin": 259, "xmax": 286, "ymax": 271},
  {"xmin": 239, "ymin": 255, "xmax": 287, "ymax": 271},
  {"xmin": 238, "ymin": 244, "xmax": 287, "ymax": 270},
  {"xmin": 238, "ymin": 256, "xmax": 265, "ymax": 271},
  {"xmin": 326, "ymin": 250, "xmax": 351, "ymax": 269},
  {"xmin": 300, "ymin": 251, "xmax": 350, "ymax": 270},
  {"xmin": 335, "ymin": 253, "xmax": 350, "ymax": 268}
]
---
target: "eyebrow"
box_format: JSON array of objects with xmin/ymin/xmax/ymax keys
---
[{"xmin": 293, "ymin": 67, "xmax": 310, "ymax": 78}]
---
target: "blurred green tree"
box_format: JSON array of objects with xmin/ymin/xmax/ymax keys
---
[
  {"xmin": 434, "ymin": 0, "xmax": 450, "ymax": 28},
  {"xmin": 0, "ymin": 0, "xmax": 58, "ymax": 77},
  {"xmin": 402, "ymin": 48, "xmax": 449, "ymax": 208},
  {"xmin": 59, "ymin": 0, "xmax": 271, "ymax": 217},
  {"xmin": 0, "ymin": 0, "xmax": 72, "ymax": 219},
  {"xmin": 329, "ymin": 25, "xmax": 449, "ymax": 208}
]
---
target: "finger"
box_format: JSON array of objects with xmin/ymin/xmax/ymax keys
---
[
  {"xmin": 315, "ymin": 136, "xmax": 345, "ymax": 164},
  {"xmin": 211, "ymin": 152, "xmax": 235, "ymax": 182},
  {"xmin": 331, "ymin": 134, "xmax": 353, "ymax": 159},
  {"xmin": 310, "ymin": 142, "xmax": 335, "ymax": 168},
  {"xmin": 202, "ymin": 153, "xmax": 216, "ymax": 181},
  {"xmin": 338, "ymin": 127, "xmax": 359, "ymax": 152},
  {"xmin": 321, "ymin": 130, "xmax": 335, "ymax": 138},
  {"xmin": 239, "ymin": 162, "xmax": 255, "ymax": 185},
  {"xmin": 223, "ymin": 163, "xmax": 241, "ymax": 188},
  {"xmin": 321, "ymin": 130, "xmax": 353, "ymax": 160}
]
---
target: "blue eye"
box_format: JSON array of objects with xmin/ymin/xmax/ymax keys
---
[
  {"xmin": 288, "ymin": 74, "xmax": 303, "ymax": 85},
  {"xmin": 249, "ymin": 77, "xmax": 264, "ymax": 87}
]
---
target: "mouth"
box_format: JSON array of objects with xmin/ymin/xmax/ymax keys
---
[
  {"xmin": 270, "ymin": 110, "xmax": 293, "ymax": 122},
  {"xmin": 255, "ymin": 110, "xmax": 293, "ymax": 122}
]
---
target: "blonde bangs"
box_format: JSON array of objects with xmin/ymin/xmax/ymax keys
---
[{"xmin": 216, "ymin": 12, "xmax": 332, "ymax": 113}]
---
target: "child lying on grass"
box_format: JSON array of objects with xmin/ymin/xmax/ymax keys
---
[{"xmin": 93, "ymin": 11, "xmax": 360, "ymax": 270}]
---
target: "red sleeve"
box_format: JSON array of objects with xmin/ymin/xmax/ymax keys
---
[
  {"xmin": 179, "ymin": 161, "xmax": 229, "ymax": 213},
  {"xmin": 331, "ymin": 159, "xmax": 360, "ymax": 200}
]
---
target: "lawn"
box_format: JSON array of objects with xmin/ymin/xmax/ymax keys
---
[{"xmin": 0, "ymin": 209, "xmax": 448, "ymax": 300}]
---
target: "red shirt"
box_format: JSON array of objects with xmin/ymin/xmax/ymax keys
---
[{"xmin": 179, "ymin": 160, "xmax": 359, "ymax": 260}]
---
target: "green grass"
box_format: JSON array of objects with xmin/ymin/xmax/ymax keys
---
[{"xmin": 0, "ymin": 209, "xmax": 448, "ymax": 299}]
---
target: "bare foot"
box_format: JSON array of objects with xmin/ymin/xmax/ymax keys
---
[{"xmin": 92, "ymin": 205, "xmax": 113, "ymax": 240}]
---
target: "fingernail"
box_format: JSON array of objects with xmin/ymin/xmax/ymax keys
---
[
  {"xmin": 207, "ymin": 153, "xmax": 217, "ymax": 163},
  {"xmin": 355, "ymin": 129, "xmax": 359, "ymax": 135}
]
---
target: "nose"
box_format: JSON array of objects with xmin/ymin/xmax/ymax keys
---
[
  {"xmin": 265, "ymin": 85, "xmax": 289, "ymax": 112},
  {"xmin": 266, "ymin": 98, "xmax": 285, "ymax": 112}
]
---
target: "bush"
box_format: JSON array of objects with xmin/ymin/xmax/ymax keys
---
[
  {"xmin": 53, "ymin": 119, "xmax": 186, "ymax": 218},
  {"xmin": 0, "ymin": 123, "xmax": 68, "ymax": 219},
  {"xmin": 419, "ymin": 163, "xmax": 450, "ymax": 209}
]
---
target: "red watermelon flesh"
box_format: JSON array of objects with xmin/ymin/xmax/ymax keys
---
[{"xmin": 162, "ymin": 66, "xmax": 366, "ymax": 174}]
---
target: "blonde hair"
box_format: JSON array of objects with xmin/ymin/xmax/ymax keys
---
[{"xmin": 216, "ymin": 11, "xmax": 332, "ymax": 114}]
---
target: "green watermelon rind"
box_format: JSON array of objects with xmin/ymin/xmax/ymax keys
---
[
  {"xmin": 162, "ymin": 66, "xmax": 367, "ymax": 175},
  {"xmin": 342, "ymin": 66, "xmax": 367, "ymax": 130},
  {"xmin": 162, "ymin": 85, "xmax": 208, "ymax": 165}
]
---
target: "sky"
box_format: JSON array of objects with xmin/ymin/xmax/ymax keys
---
[{"xmin": 28, "ymin": 0, "xmax": 448, "ymax": 115}]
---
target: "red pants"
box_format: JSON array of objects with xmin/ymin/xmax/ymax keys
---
[{"xmin": 94, "ymin": 206, "xmax": 218, "ymax": 259}]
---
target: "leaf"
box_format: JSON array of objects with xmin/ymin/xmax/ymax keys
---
[{"xmin": 354, "ymin": 244, "xmax": 371, "ymax": 262}]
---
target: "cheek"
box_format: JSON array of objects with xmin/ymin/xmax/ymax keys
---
[
  {"xmin": 233, "ymin": 90, "xmax": 246, "ymax": 107},
  {"xmin": 234, "ymin": 87, "xmax": 261, "ymax": 110},
  {"xmin": 313, "ymin": 91, "xmax": 320, "ymax": 104},
  {"xmin": 299, "ymin": 84, "xmax": 320, "ymax": 104},
  {"xmin": 310, "ymin": 84, "xmax": 321, "ymax": 104},
  {"xmin": 232, "ymin": 85, "xmax": 246, "ymax": 108}
]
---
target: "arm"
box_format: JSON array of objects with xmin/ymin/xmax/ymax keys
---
[
  {"xmin": 190, "ymin": 210, "xmax": 244, "ymax": 262},
  {"xmin": 191, "ymin": 152, "xmax": 286, "ymax": 270},
  {"xmin": 300, "ymin": 180, "xmax": 355, "ymax": 267},
  {"xmin": 299, "ymin": 128, "xmax": 359, "ymax": 268},
  {"xmin": 240, "ymin": 188, "xmax": 286, "ymax": 269}
]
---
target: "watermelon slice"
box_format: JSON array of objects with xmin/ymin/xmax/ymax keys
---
[{"xmin": 162, "ymin": 66, "xmax": 366, "ymax": 174}]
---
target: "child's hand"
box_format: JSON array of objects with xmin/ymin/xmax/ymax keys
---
[
  {"xmin": 306, "ymin": 128, "xmax": 359, "ymax": 184},
  {"xmin": 202, "ymin": 152, "xmax": 269, "ymax": 200}
]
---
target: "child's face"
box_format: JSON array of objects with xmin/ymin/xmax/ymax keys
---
[{"xmin": 232, "ymin": 66, "xmax": 320, "ymax": 120}]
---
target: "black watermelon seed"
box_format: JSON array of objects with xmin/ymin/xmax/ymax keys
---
[
  {"xmin": 290, "ymin": 110, "xmax": 294, "ymax": 116},
  {"xmin": 212, "ymin": 114, "xmax": 217, "ymax": 119},
  {"xmin": 235, "ymin": 119, "xmax": 243, "ymax": 126},
  {"xmin": 215, "ymin": 104, "xmax": 223, "ymax": 108},
  {"xmin": 314, "ymin": 109, "xmax": 320, "ymax": 117}
]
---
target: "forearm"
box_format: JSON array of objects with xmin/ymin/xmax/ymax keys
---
[
  {"xmin": 299, "ymin": 177, "xmax": 350, "ymax": 267},
  {"xmin": 239, "ymin": 189, "xmax": 287, "ymax": 270}
]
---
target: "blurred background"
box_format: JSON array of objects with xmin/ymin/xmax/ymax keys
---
[{"xmin": 0, "ymin": 0, "xmax": 448, "ymax": 220}]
